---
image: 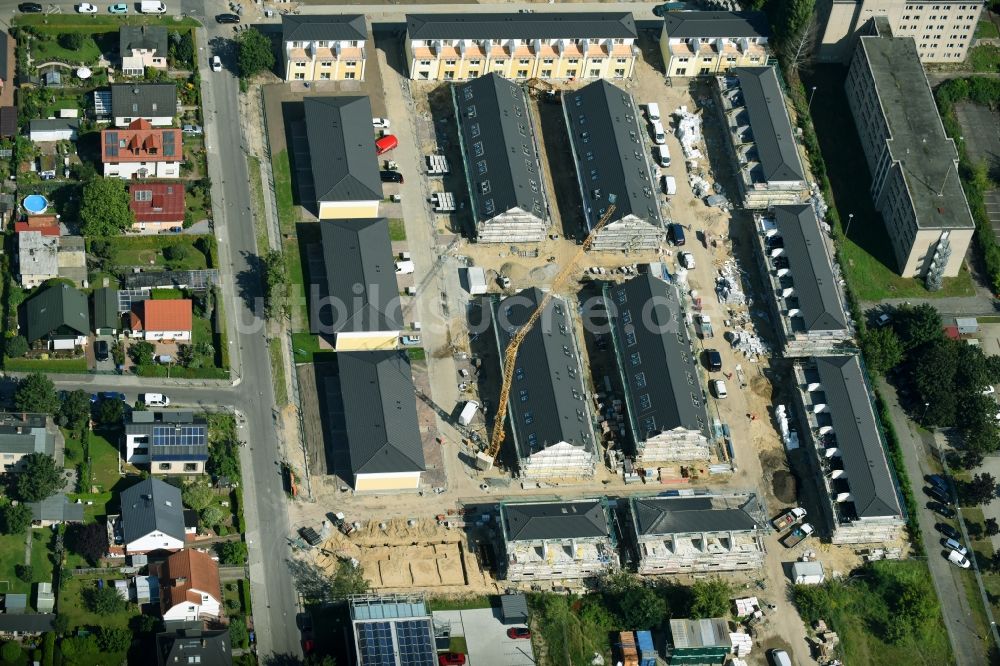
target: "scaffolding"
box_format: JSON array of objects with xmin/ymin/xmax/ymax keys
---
[
  {"xmin": 638, "ymin": 532, "xmax": 765, "ymax": 575},
  {"xmin": 638, "ymin": 429, "xmax": 712, "ymax": 464},
  {"xmin": 520, "ymin": 442, "xmax": 596, "ymax": 479},
  {"xmin": 476, "ymin": 209, "xmax": 548, "ymax": 244},
  {"xmin": 591, "ymin": 216, "xmax": 666, "ymax": 252}
]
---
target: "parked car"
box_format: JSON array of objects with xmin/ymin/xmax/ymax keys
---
[
  {"xmin": 712, "ymin": 379, "xmax": 728, "ymax": 399},
  {"xmin": 94, "ymin": 341, "xmax": 109, "ymax": 362},
  {"xmin": 216, "ymin": 13, "xmax": 240, "ymax": 23},
  {"xmin": 767, "ymin": 650, "xmax": 793, "ymax": 666},
  {"xmin": 140, "ymin": 393, "xmax": 171, "ymax": 407},
  {"xmin": 168, "ymin": 226, "xmax": 183, "ymax": 233},
  {"xmin": 947, "ymin": 548, "xmax": 971, "ymax": 569},
  {"xmin": 211, "ymin": 55, "xmax": 223, "ymax": 72},
  {"xmin": 108, "ymin": 3, "xmax": 128, "ymax": 14},
  {"xmin": 373, "ymin": 117, "xmax": 391, "ymax": 129},
  {"xmin": 507, "ymin": 627, "xmax": 531, "ymax": 640},
  {"xmin": 645, "ymin": 102, "xmax": 661, "ymax": 121},
  {"xmin": 705, "ymin": 349, "xmax": 723, "ymax": 372},
  {"xmin": 679, "ymin": 251, "xmax": 695, "ymax": 270},
  {"xmin": 924, "ymin": 485, "xmax": 950, "ymax": 504},
  {"xmin": 925, "ymin": 474, "xmax": 949, "ymax": 490},
  {"xmin": 669, "ymin": 223, "xmax": 686, "ymax": 246},
  {"xmin": 18, "ymin": 3, "xmax": 43, "ymax": 13},
  {"xmin": 928, "ymin": 501, "xmax": 956, "ymax": 519},
  {"xmin": 438, "ymin": 654, "xmax": 466, "ymax": 666},
  {"xmin": 375, "ymin": 134, "xmax": 398, "ymax": 155},
  {"xmin": 654, "ymin": 143, "xmax": 671, "ymax": 168},
  {"xmin": 936, "ymin": 522, "xmax": 960, "ymax": 540},
  {"xmin": 651, "ymin": 120, "xmax": 666, "ymax": 145},
  {"xmin": 380, "ymin": 170, "xmax": 404, "ymax": 184},
  {"xmin": 76, "ymin": 3, "xmax": 98, "ymax": 13},
  {"xmin": 182, "ymin": 124, "xmax": 203, "ymax": 135},
  {"xmin": 941, "ymin": 537, "xmax": 968, "ymax": 557},
  {"xmin": 91, "ymin": 391, "xmax": 126, "ymax": 403}
]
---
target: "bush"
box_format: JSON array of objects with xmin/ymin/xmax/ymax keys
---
[
  {"xmin": 6, "ymin": 335, "xmax": 27, "ymax": 358},
  {"xmin": 217, "ymin": 540, "xmax": 248, "ymax": 566},
  {"xmin": 58, "ymin": 33, "xmax": 84, "ymax": 51},
  {"xmin": 83, "ymin": 585, "xmax": 127, "ymax": 615},
  {"xmin": 14, "ymin": 564, "xmax": 33, "ymax": 583},
  {"xmin": 164, "ymin": 243, "xmax": 191, "ymax": 262},
  {"xmin": 1, "ymin": 503, "xmax": 32, "ymax": 535}
]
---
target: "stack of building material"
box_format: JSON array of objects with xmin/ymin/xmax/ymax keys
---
[
  {"xmin": 734, "ymin": 596, "xmax": 761, "ymax": 618},
  {"xmin": 716, "ymin": 260, "xmax": 747, "ymax": 304},
  {"xmin": 689, "ymin": 174, "xmax": 712, "ymax": 197},
  {"xmin": 636, "ymin": 630, "xmax": 656, "ymax": 666},
  {"xmin": 617, "ymin": 632, "xmax": 639, "ymax": 666},
  {"xmin": 673, "ymin": 106, "xmax": 703, "ymax": 161},
  {"xmin": 730, "ymin": 632, "xmax": 753, "ymax": 657},
  {"xmin": 730, "ymin": 331, "xmax": 769, "ymax": 358},
  {"xmin": 775, "ymin": 405, "xmax": 800, "ymax": 450}
]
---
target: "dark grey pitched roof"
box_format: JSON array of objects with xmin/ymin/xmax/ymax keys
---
[
  {"xmin": 110, "ymin": 84, "xmax": 177, "ymax": 119},
  {"xmin": 156, "ymin": 628, "xmax": 232, "ymax": 666},
  {"xmin": 0, "ymin": 32, "xmax": 9, "ymax": 80},
  {"xmin": 23, "ymin": 284, "xmax": 90, "ymax": 343},
  {"xmin": 407, "ymin": 13, "xmax": 636, "ymax": 40},
  {"xmin": 564, "ymin": 80, "xmax": 662, "ymax": 229},
  {"xmin": 126, "ymin": 412, "xmax": 209, "ymax": 462},
  {"xmin": 282, "ymin": 14, "xmax": 366, "ymax": 42},
  {"xmin": 92, "ymin": 287, "xmax": 120, "ymax": 330},
  {"xmin": 29, "ymin": 118, "xmax": 80, "ymax": 133},
  {"xmin": 493, "ymin": 288, "xmax": 595, "ymax": 456},
  {"xmin": 631, "ymin": 496, "xmax": 760, "ymax": 536},
  {"xmin": 311, "ymin": 218, "xmax": 402, "ymax": 336},
  {"xmin": 337, "ymin": 351, "xmax": 425, "ymax": 475},
  {"xmin": 119, "ymin": 25, "xmax": 168, "ymax": 58},
  {"xmin": 813, "ymin": 356, "xmax": 902, "ymax": 519},
  {"xmin": 730, "ymin": 68, "xmax": 805, "ymax": 182},
  {"xmin": 120, "ymin": 477, "xmax": 186, "ymax": 545},
  {"xmin": 502, "ymin": 500, "xmax": 609, "ymax": 541},
  {"xmin": 0, "ymin": 614, "xmax": 53, "ymax": 634},
  {"xmin": 303, "ymin": 96, "xmax": 382, "ymax": 203},
  {"xmin": 771, "ymin": 205, "xmax": 848, "ymax": 332},
  {"xmin": 29, "ymin": 494, "xmax": 84, "ymax": 523},
  {"xmin": 662, "ymin": 11, "xmax": 770, "ymax": 39},
  {"xmin": 453, "ymin": 74, "xmax": 546, "ymax": 225},
  {"xmin": 608, "ymin": 274, "xmax": 708, "ymax": 440}
]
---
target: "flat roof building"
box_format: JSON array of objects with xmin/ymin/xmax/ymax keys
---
[
  {"xmin": 350, "ymin": 595, "xmax": 436, "ymax": 666},
  {"xmin": 665, "ymin": 618, "xmax": 731, "ymax": 665},
  {"xmin": 452, "ymin": 74, "xmax": 548, "ymax": 243},
  {"xmin": 564, "ymin": 80, "xmax": 665, "ymax": 251},
  {"xmin": 489, "ymin": 288, "xmax": 597, "ymax": 479},
  {"xmin": 845, "ymin": 33, "xmax": 974, "ymax": 283},
  {"xmin": 659, "ymin": 11, "xmax": 770, "ymax": 78},
  {"xmin": 124, "ymin": 411, "xmax": 209, "ymax": 475},
  {"xmin": 713, "ymin": 67, "xmax": 808, "ymax": 209},
  {"xmin": 754, "ymin": 205, "xmax": 853, "ymax": 356}
]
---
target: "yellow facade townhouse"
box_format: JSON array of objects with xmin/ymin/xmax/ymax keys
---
[
  {"xmin": 282, "ymin": 14, "xmax": 368, "ymax": 82},
  {"xmin": 404, "ymin": 12, "xmax": 638, "ymax": 82},
  {"xmin": 659, "ymin": 10, "xmax": 770, "ymax": 77}
]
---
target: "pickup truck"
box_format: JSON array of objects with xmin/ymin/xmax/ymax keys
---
[
  {"xmin": 771, "ymin": 507, "xmax": 807, "ymax": 532},
  {"xmin": 780, "ymin": 522, "xmax": 814, "ymax": 548}
]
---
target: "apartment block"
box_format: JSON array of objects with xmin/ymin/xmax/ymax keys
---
[
  {"xmin": 630, "ymin": 494, "xmax": 766, "ymax": 575},
  {"xmin": 755, "ymin": 205, "xmax": 854, "ymax": 357},
  {"xmin": 819, "ymin": 0, "xmax": 985, "ymax": 63},
  {"xmin": 792, "ymin": 356, "xmax": 906, "ymax": 544},
  {"xmin": 282, "ymin": 15, "xmax": 368, "ymax": 82},
  {"xmin": 845, "ymin": 33, "xmax": 974, "ymax": 280},
  {"xmin": 713, "ymin": 67, "xmax": 809, "ymax": 209},
  {"xmin": 564, "ymin": 80, "xmax": 665, "ymax": 251},
  {"xmin": 500, "ymin": 499, "xmax": 619, "ymax": 581},
  {"xmin": 659, "ymin": 11, "xmax": 770, "ymax": 77},
  {"xmin": 405, "ymin": 13, "xmax": 638, "ymax": 82},
  {"xmin": 452, "ymin": 74, "xmax": 549, "ymax": 242}
]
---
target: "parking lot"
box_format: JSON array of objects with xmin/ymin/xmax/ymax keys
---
[{"xmin": 433, "ymin": 608, "xmax": 535, "ymax": 666}]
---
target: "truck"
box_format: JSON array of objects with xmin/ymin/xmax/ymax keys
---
[
  {"xmin": 780, "ymin": 522, "xmax": 814, "ymax": 548},
  {"xmin": 458, "ymin": 400, "xmax": 480, "ymax": 426},
  {"xmin": 466, "ymin": 266, "xmax": 487, "ymax": 295},
  {"xmin": 771, "ymin": 507, "xmax": 807, "ymax": 531}
]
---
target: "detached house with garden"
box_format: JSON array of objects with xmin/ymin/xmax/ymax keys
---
[
  {"xmin": 101, "ymin": 119, "xmax": 183, "ymax": 179},
  {"xmin": 119, "ymin": 25, "xmax": 169, "ymax": 76},
  {"xmin": 21, "ymin": 284, "xmax": 90, "ymax": 351},
  {"xmin": 109, "ymin": 477, "xmax": 187, "ymax": 556}
]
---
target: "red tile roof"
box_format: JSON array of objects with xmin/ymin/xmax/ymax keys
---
[
  {"xmin": 101, "ymin": 118, "xmax": 182, "ymax": 164},
  {"xmin": 129, "ymin": 183, "xmax": 185, "ymax": 223},
  {"xmin": 129, "ymin": 299, "xmax": 193, "ymax": 332},
  {"xmin": 159, "ymin": 549, "xmax": 221, "ymax": 615},
  {"xmin": 14, "ymin": 216, "xmax": 59, "ymax": 236}
]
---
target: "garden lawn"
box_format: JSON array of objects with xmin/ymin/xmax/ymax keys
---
[
  {"xmin": 959, "ymin": 505, "xmax": 1000, "ymax": 641},
  {"xmin": 976, "ymin": 20, "xmax": 1000, "ymax": 39},
  {"xmin": 272, "ymin": 150, "xmax": 297, "ymax": 234},
  {"xmin": 0, "ymin": 532, "xmax": 30, "ymax": 595},
  {"xmin": 102, "ymin": 235, "xmax": 214, "ymax": 270},
  {"xmin": 29, "ymin": 529, "xmax": 55, "ymax": 587},
  {"xmin": 58, "ymin": 575, "xmax": 138, "ymax": 632},
  {"xmin": 968, "ymin": 44, "xmax": 1000, "ymax": 73},
  {"xmin": 291, "ymin": 332, "xmax": 321, "ymax": 363},
  {"xmin": 2, "ymin": 357, "xmax": 88, "ymax": 373},
  {"xmin": 31, "ymin": 34, "xmax": 103, "ymax": 64},
  {"xmin": 89, "ymin": 431, "xmax": 122, "ymax": 492},
  {"xmin": 388, "ymin": 219, "xmax": 407, "ymax": 241}
]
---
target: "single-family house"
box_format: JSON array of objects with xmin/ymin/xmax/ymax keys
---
[
  {"xmin": 15, "ymin": 216, "xmax": 60, "ymax": 236},
  {"xmin": 659, "ymin": 11, "xmax": 770, "ymax": 77},
  {"xmin": 129, "ymin": 299, "xmax": 193, "ymax": 341},
  {"xmin": 0, "ymin": 413, "xmax": 61, "ymax": 472},
  {"xmin": 156, "ymin": 627, "xmax": 231, "ymax": 666},
  {"xmin": 112, "ymin": 477, "xmax": 186, "ymax": 555},
  {"xmin": 30, "ymin": 494, "xmax": 84, "ymax": 526},
  {"xmin": 92, "ymin": 287, "xmax": 122, "ymax": 336},
  {"xmin": 22, "ymin": 284, "xmax": 90, "ymax": 350},
  {"xmin": 156, "ymin": 549, "xmax": 222, "ymax": 622},
  {"xmin": 125, "ymin": 410, "xmax": 209, "ymax": 475},
  {"xmin": 120, "ymin": 25, "xmax": 169, "ymax": 76},
  {"xmin": 303, "ymin": 96, "xmax": 382, "ymax": 219},
  {"xmin": 282, "ymin": 14, "xmax": 368, "ymax": 82},
  {"xmin": 101, "ymin": 118, "xmax": 183, "ymax": 179},
  {"xmin": 17, "ymin": 230, "xmax": 59, "ymax": 288},
  {"xmin": 111, "ymin": 83, "xmax": 177, "ymax": 127},
  {"xmin": 129, "ymin": 182, "xmax": 185, "ymax": 233},
  {"xmin": 28, "ymin": 118, "xmax": 80, "ymax": 142},
  {"xmin": 351, "ymin": 595, "xmax": 435, "ymax": 666}
]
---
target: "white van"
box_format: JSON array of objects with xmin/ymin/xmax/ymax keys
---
[
  {"xmin": 655, "ymin": 144, "xmax": 671, "ymax": 168},
  {"xmin": 140, "ymin": 1, "xmax": 167, "ymax": 14},
  {"xmin": 646, "ymin": 102, "xmax": 661, "ymax": 122},
  {"xmin": 662, "ymin": 175, "xmax": 677, "ymax": 196},
  {"xmin": 141, "ymin": 393, "xmax": 171, "ymax": 407},
  {"xmin": 651, "ymin": 120, "xmax": 666, "ymax": 145},
  {"xmin": 458, "ymin": 400, "xmax": 480, "ymax": 426}
]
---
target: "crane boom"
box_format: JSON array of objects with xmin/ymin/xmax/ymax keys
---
[{"xmin": 478, "ymin": 203, "xmax": 618, "ymax": 470}]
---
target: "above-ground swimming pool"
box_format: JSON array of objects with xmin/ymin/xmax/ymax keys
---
[{"xmin": 22, "ymin": 194, "xmax": 49, "ymax": 215}]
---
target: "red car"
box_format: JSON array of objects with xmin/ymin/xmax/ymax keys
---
[
  {"xmin": 375, "ymin": 134, "xmax": 398, "ymax": 155},
  {"xmin": 507, "ymin": 627, "xmax": 531, "ymax": 639},
  {"xmin": 438, "ymin": 654, "xmax": 466, "ymax": 666}
]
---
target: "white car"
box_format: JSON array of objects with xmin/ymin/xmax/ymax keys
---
[
  {"xmin": 713, "ymin": 379, "xmax": 728, "ymax": 399},
  {"xmin": 373, "ymin": 117, "xmax": 391, "ymax": 130},
  {"xmin": 211, "ymin": 55, "xmax": 222, "ymax": 72},
  {"xmin": 947, "ymin": 549, "xmax": 971, "ymax": 569},
  {"xmin": 651, "ymin": 120, "xmax": 666, "ymax": 145},
  {"xmin": 141, "ymin": 393, "xmax": 171, "ymax": 407},
  {"xmin": 76, "ymin": 3, "xmax": 98, "ymax": 13}
]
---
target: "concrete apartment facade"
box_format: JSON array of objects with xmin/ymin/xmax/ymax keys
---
[
  {"xmin": 754, "ymin": 205, "xmax": 854, "ymax": 356},
  {"xmin": 500, "ymin": 499, "xmax": 619, "ymax": 581},
  {"xmin": 404, "ymin": 13, "xmax": 638, "ymax": 82},
  {"xmin": 630, "ymin": 494, "xmax": 766, "ymax": 574},
  {"xmin": 845, "ymin": 34, "xmax": 975, "ymax": 280},
  {"xmin": 714, "ymin": 67, "xmax": 809, "ymax": 209},
  {"xmin": 282, "ymin": 15, "xmax": 368, "ymax": 82},
  {"xmin": 659, "ymin": 11, "xmax": 770, "ymax": 78},
  {"xmin": 818, "ymin": 0, "xmax": 985, "ymax": 63},
  {"xmin": 452, "ymin": 74, "xmax": 549, "ymax": 243},
  {"xmin": 792, "ymin": 356, "xmax": 906, "ymax": 544},
  {"xmin": 564, "ymin": 80, "xmax": 665, "ymax": 251}
]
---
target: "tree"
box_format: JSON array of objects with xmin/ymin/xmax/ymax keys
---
[
  {"xmin": 96, "ymin": 626, "xmax": 132, "ymax": 652},
  {"xmin": 52, "ymin": 613, "xmax": 69, "ymax": 635},
  {"xmin": 89, "ymin": 239, "xmax": 113, "ymax": 271},
  {"xmin": 169, "ymin": 30, "xmax": 195, "ymax": 67},
  {"xmin": 182, "ymin": 479, "xmax": 214, "ymax": 511},
  {"xmin": 14, "ymin": 563, "xmax": 33, "ymax": 583},
  {"xmin": 229, "ymin": 616, "xmax": 249, "ymax": 648},
  {"xmin": 689, "ymin": 579, "xmax": 731, "ymax": 619},
  {"xmin": 58, "ymin": 32, "xmax": 84, "ymax": 50},
  {"xmin": 0, "ymin": 503, "xmax": 32, "ymax": 535},
  {"xmin": 912, "ymin": 339, "xmax": 959, "ymax": 426},
  {"xmin": 894, "ymin": 304, "xmax": 943, "ymax": 353},
  {"xmin": 14, "ymin": 452, "xmax": 62, "ymax": 502},
  {"xmin": 200, "ymin": 504, "xmax": 226, "ymax": 527},
  {"xmin": 986, "ymin": 518, "xmax": 999, "ymax": 537},
  {"xmin": 1, "ymin": 641, "xmax": 22, "ymax": 663},
  {"xmin": 164, "ymin": 243, "xmax": 191, "ymax": 263},
  {"xmin": 83, "ymin": 585, "xmax": 127, "ymax": 615},
  {"xmin": 780, "ymin": 14, "xmax": 817, "ymax": 76},
  {"xmin": 96, "ymin": 398, "xmax": 124, "ymax": 427},
  {"xmin": 79, "ymin": 177, "xmax": 134, "ymax": 236},
  {"xmin": 862, "ymin": 326, "xmax": 903, "ymax": 376},
  {"xmin": 217, "ymin": 540, "xmax": 248, "ymax": 565},
  {"xmin": 962, "ymin": 473, "xmax": 998, "ymax": 506},
  {"xmin": 132, "ymin": 613, "xmax": 158, "ymax": 634},
  {"xmin": 68, "ymin": 522, "xmax": 109, "ymax": 565},
  {"xmin": 6, "ymin": 335, "xmax": 28, "ymax": 359},
  {"xmin": 262, "ymin": 249, "xmax": 287, "ymax": 319},
  {"xmin": 15, "ymin": 372, "xmax": 60, "ymax": 414},
  {"xmin": 237, "ymin": 28, "xmax": 274, "ymax": 78},
  {"xmin": 58, "ymin": 389, "xmax": 92, "ymax": 435},
  {"xmin": 129, "ymin": 340, "xmax": 155, "ymax": 366}
]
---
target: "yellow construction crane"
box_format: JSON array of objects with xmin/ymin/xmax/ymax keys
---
[{"xmin": 477, "ymin": 201, "xmax": 618, "ymax": 471}]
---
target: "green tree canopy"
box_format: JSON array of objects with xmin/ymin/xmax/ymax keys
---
[
  {"xmin": 217, "ymin": 540, "xmax": 247, "ymax": 565},
  {"xmin": 862, "ymin": 326, "xmax": 903, "ymax": 376},
  {"xmin": 14, "ymin": 372, "xmax": 59, "ymax": 414},
  {"xmin": 14, "ymin": 452, "xmax": 62, "ymax": 502},
  {"xmin": 689, "ymin": 579, "xmax": 731, "ymax": 619},
  {"xmin": 83, "ymin": 585, "xmax": 127, "ymax": 615},
  {"xmin": 182, "ymin": 479, "xmax": 214, "ymax": 511},
  {"xmin": 6, "ymin": 335, "xmax": 28, "ymax": 359},
  {"xmin": 0, "ymin": 641, "xmax": 22, "ymax": 663},
  {"xmin": 96, "ymin": 398, "xmax": 124, "ymax": 427},
  {"xmin": 893, "ymin": 303, "xmax": 943, "ymax": 353},
  {"xmin": 96, "ymin": 626, "xmax": 132, "ymax": 652},
  {"xmin": 58, "ymin": 389, "xmax": 92, "ymax": 435},
  {"xmin": 80, "ymin": 177, "xmax": 134, "ymax": 236},
  {"xmin": 237, "ymin": 28, "xmax": 275, "ymax": 78},
  {"xmin": 129, "ymin": 340, "xmax": 155, "ymax": 366},
  {"xmin": 229, "ymin": 616, "xmax": 249, "ymax": 648},
  {"xmin": 0, "ymin": 503, "xmax": 32, "ymax": 535}
]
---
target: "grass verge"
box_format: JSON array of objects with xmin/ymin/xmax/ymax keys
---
[
  {"xmin": 291, "ymin": 332, "xmax": 321, "ymax": 363},
  {"xmin": 247, "ymin": 155, "xmax": 270, "ymax": 252},
  {"xmin": 269, "ymin": 337, "xmax": 288, "ymax": 406},
  {"xmin": 388, "ymin": 218, "xmax": 407, "ymax": 241},
  {"xmin": 2, "ymin": 357, "xmax": 88, "ymax": 373},
  {"xmin": 271, "ymin": 150, "xmax": 297, "ymax": 235}
]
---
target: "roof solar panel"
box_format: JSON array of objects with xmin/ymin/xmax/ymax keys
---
[
  {"xmin": 152, "ymin": 425, "xmax": 207, "ymax": 448},
  {"xmin": 356, "ymin": 620, "xmax": 434, "ymax": 666},
  {"xmin": 163, "ymin": 131, "xmax": 176, "ymax": 156}
]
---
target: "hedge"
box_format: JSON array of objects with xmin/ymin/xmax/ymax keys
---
[{"xmin": 874, "ymin": 389, "xmax": 924, "ymax": 554}]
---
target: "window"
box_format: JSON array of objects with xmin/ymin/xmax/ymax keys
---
[
  {"xmin": 184, "ymin": 463, "xmax": 198, "ymax": 471},
  {"xmin": 639, "ymin": 394, "xmax": 652, "ymax": 410},
  {"xmin": 473, "ymin": 141, "xmax": 484, "ymax": 157},
  {"xmin": 320, "ymin": 61, "xmax": 331, "ymax": 68},
  {"xmin": 515, "ymin": 367, "xmax": 525, "ymax": 380},
  {"xmin": 524, "ymin": 411, "xmax": 534, "ymax": 425},
  {"xmin": 635, "ymin": 372, "xmax": 647, "ymax": 388},
  {"xmin": 625, "ymin": 330, "xmax": 636, "ymax": 346},
  {"xmin": 419, "ymin": 60, "xmax": 432, "ymax": 66},
  {"xmin": 445, "ymin": 59, "xmax": 457, "ymax": 65},
  {"xmin": 642, "ymin": 416, "xmax": 656, "ymax": 434},
  {"xmin": 621, "ymin": 310, "xmax": 632, "ymax": 324},
  {"xmin": 541, "ymin": 69, "xmax": 552, "ymax": 77},
  {"xmin": 345, "ymin": 72, "xmax": 355, "ymax": 79},
  {"xmin": 476, "ymin": 160, "xmax": 487, "ymax": 175},
  {"xmin": 630, "ymin": 352, "xmax": 641, "ymax": 366},
  {"xmin": 471, "ymin": 122, "xmax": 481, "ymax": 137},
  {"xmin": 158, "ymin": 463, "xmax": 171, "ymax": 470},
  {"xmin": 517, "ymin": 69, "xmax": 529, "ymax": 78},
  {"xmin": 320, "ymin": 73, "xmax": 331, "ymax": 80},
  {"xmin": 519, "ymin": 389, "xmax": 529, "ymax": 402}
]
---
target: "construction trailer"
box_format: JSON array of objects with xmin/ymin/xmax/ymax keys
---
[
  {"xmin": 630, "ymin": 493, "xmax": 766, "ymax": 575},
  {"xmin": 499, "ymin": 499, "xmax": 619, "ymax": 582},
  {"xmin": 665, "ymin": 618, "xmax": 731, "ymax": 665}
]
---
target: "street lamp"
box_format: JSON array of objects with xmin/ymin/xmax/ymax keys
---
[
  {"xmin": 845, "ymin": 213, "xmax": 855, "ymax": 237},
  {"xmin": 808, "ymin": 86, "xmax": 818, "ymax": 110}
]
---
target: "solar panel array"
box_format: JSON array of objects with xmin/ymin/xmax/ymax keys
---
[
  {"xmin": 163, "ymin": 131, "xmax": 176, "ymax": 156},
  {"xmin": 105, "ymin": 132, "xmax": 119, "ymax": 158},
  {"xmin": 152, "ymin": 425, "xmax": 207, "ymax": 448},
  {"xmin": 118, "ymin": 288, "xmax": 151, "ymax": 312},
  {"xmin": 357, "ymin": 620, "xmax": 435, "ymax": 666}
]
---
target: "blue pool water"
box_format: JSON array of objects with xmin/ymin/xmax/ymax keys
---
[{"xmin": 22, "ymin": 194, "xmax": 49, "ymax": 215}]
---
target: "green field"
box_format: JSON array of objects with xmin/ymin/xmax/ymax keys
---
[
  {"xmin": 291, "ymin": 332, "xmax": 322, "ymax": 363},
  {"xmin": 58, "ymin": 576, "xmax": 138, "ymax": 639},
  {"xmin": 969, "ymin": 44, "xmax": 1000, "ymax": 73},
  {"xmin": 976, "ymin": 20, "xmax": 1000, "ymax": 39},
  {"xmin": 31, "ymin": 34, "xmax": 103, "ymax": 64}
]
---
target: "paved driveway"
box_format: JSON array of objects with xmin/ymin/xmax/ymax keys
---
[{"xmin": 433, "ymin": 609, "xmax": 536, "ymax": 666}]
